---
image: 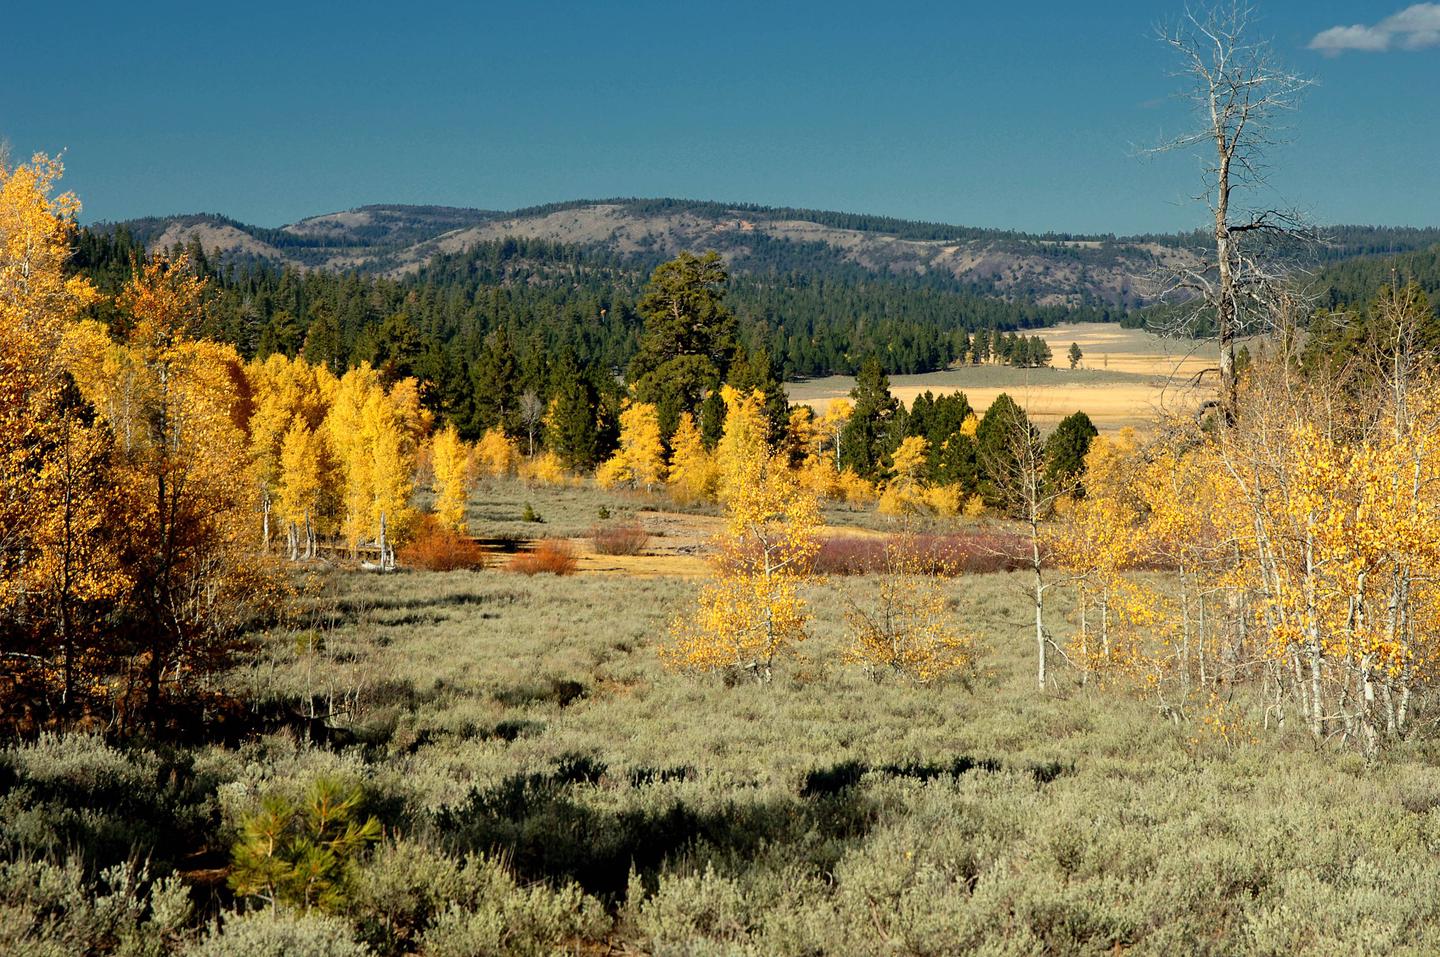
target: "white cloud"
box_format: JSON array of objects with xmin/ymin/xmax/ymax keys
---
[{"xmin": 1309, "ymin": 3, "xmax": 1440, "ymax": 54}]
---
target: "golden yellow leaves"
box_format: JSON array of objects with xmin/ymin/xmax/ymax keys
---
[
  {"xmin": 877, "ymin": 436, "xmax": 931, "ymax": 516},
  {"xmin": 430, "ymin": 424, "xmax": 473, "ymax": 533},
  {"xmin": 664, "ymin": 398, "xmax": 821, "ymax": 681},
  {"xmin": 666, "ymin": 412, "xmax": 716, "ymax": 505},
  {"xmin": 842, "ymin": 535, "xmax": 977, "ymax": 684},
  {"xmin": 596, "ymin": 402, "xmax": 665, "ymax": 490}
]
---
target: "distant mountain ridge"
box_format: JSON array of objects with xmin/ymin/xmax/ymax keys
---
[{"xmin": 107, "ymin": 199, "xmax": 1440, "ymax": 309}]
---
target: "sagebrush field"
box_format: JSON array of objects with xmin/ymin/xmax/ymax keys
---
[{"xmin": 9, "ymin": 476, "xmax": 1440, "ymax": 955}]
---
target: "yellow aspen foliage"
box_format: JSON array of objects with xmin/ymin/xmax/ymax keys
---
[
  {"xmin": 430, "ymin": 424, "xmax": 473, "ymax": 532},
  {"xmin": 1049, "ymin": 430, "xmax": 1166, "ymax": 680},
  {"xmin": 959, "ymin": 412, "xmax": 979, "ymax": 439},
  {"xmin": 366, "ymin": 388, "xmax": 416, "ymax": 549},
  {"xmin": 0, "ymin": 155, "xmax": 116, "ymax": 712},
  {"xmin": 818, "ymin": 399, "xmax": 853, "ymax": 467},
  {"xmin": 597, "ymin": 401, "xmax": 666, "ymax": 490},
  {"xmin": 385, "ymin": 376, "xmax": 434, "ymax": 456},
  {"xmin": 63, "ymin": 256, "xmax": 278, "ymax": 720},
  {"xmin": 923, "ymin": 484, "xmax": 965, "ymax": 518},
  {"xmin": 783, "ymin": 405, "xmax": 821, "ymax": 464},
  {"xmin": 665, "ymin": 401, "xmax": 821, "ymax": 681},
  {"xmin": 246, "ymin": 353, "xmax": 334, "ymax": 550},
  {"xmin": 843, "ymin": 534, "xmax": 978, "ymax": 683},
  {"xmin": 277, "ymin": 417, "xmax": 325, "ymax": 559},
  {"xmin": 327, "ymin": 365, "xmax": 381, "ymax": 551},
  {"xmin": 519, "ymin": 450, "xmax": 569, "ymax": 486},
  {"xmin": 1, "ymin": 155, "xmax": 101, "ymax": 614},
  {"xmin": 797, "ymin": 453, "xmax": 845, "ymax": 501},
  {"xmin": 324, "ymin": 364, "xmax": 418, "ymax": 556},
  {"xmin": 474, "ymin": 427, "xmax": 520, "ymax": 479},
  {"xmin": 667, "ymin": 412, "xmax": 716, "ymax": 504},
  {"xmin": 838, "ymin": 470, "xmax": 879, "ymax": 508},
  {"xmin": 878, "ymin": 435, "xmax": 931, "ymax": 515},
  {"xmin": 962, "ymin": 493, "xmax": 987, "ymax": 518},
  {"xmin": 713, "ymin": 386, "xmax": 770, "ymax": 502}
]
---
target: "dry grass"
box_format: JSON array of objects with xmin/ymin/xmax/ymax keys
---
[
  {"xmin": 20, "ymin": 561, "xmax": 1440, "ymax": 955},
  {"xmin": 786, "ymin": 321, "xmax": 1220, "ymax": 432}
]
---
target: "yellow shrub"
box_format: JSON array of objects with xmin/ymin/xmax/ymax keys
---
[
  {"xmin": 924, "ymin": 484, "xmax": 964, "ymax": 518},
  {"xmin": 838, "ymin": 470, "xmax": 878, "ymax": 507},
  {"xmin": 520, "ymin": 451, "xmax": 569, "ymax": 486},
  {"xmin": 475, "ymin": 428, "xmax": 519, "ymax": 479}
]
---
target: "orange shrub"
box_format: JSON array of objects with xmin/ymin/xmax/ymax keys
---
[
  {"xmin": 507, "ymin": 539, "xmax": 578, "ymax": 576},
  {"xmin": 398, "ymin": 517, "xmax": 488, "ymax": 571}
]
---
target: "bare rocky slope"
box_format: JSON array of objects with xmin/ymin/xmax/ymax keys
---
[{"xmin": 116, "ymin": 200, "xmax": 1440, "ymax": 309}]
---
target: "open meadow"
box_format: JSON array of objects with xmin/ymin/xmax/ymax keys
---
[
  {"xmin": 787, "ymin": 323, "xmax": 1218, "ymax": 431},
  {"xmin": 7, "ymin": 1, "xmax": 1440, "ymax": 950},
  {"xmin": 12, "ymin": 535, "xmax": 1440, "ymax": 955}
]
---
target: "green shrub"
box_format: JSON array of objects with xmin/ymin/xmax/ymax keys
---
[
  {"xmin": 0, "ymin": 858, "xmax": 193, "ymax": 957},
  {"xmin": 346, "ymin": 840, "xmax": 465, "ymax": 955},
  {"xmin": 185, "ymin": 908, "xmax": 369, "ymax": 957},
  {"xmin": 418, "ymin": 856, "xmax": 608, "ymax": 957}
]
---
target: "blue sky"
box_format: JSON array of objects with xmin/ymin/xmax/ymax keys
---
[{"xmin": 4, "ymin": 1, "xmax": 1436, "ymax": 233}]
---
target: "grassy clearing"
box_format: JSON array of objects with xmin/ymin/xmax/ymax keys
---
[
  {"xmin": 787, "ymin": 321, "xmax": 1218, "ymax": 431},
  {"xmin": 11, "ymin": 560, "xmax": 1440, "ymax": 954}
]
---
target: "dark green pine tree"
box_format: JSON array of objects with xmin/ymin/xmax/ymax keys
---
[
  {"xmin": 300, "ymin": 304, "xmax": 345, "ymax": 373},
  {"xmin": 927, "ymin": 391, "xmax": 977, "ymax": 489},
  {"xmin": 839, "ymin": 357, "xmax": 900, "ymax": 480},
  {"xmin": 907, "ymin": 391, "xmax": 936, "ymax": 440},
  {"xmin": 369, "ymin": 311, "xmax": 425, "ymax": 385},
  {"xmin": 256, "ymin": 309, "xmax": 302, "ymax": 359},
  {"xmin": 545, "ymin": 352, "xmax": 600, "ymax": 471},
  {"xmin": 629, "ymin": 251, "xmax": 738, "ymax": 439},
  {"xmin": 727, "ymin": 344, "xmax": 789, "ymax": 446},
  {"xmin": 468, "ymin": 326, "xmax": 521, "ymax": 438},
  {"xmin": 975, "ymin": 392, "xmax": 1035, "ymax": 509},
  {"xmin": 1068, "ymin": 342, "xmax": 1083, "ymax": 369},
  {"xmin": 700, "ymin": 389, "xmax": 726, "ymax": 450},
  {"xmin": 1030, "ymin": 336, "xmax": 1053, "ymax": 368},
  {"xmin": 1045, "ymin": 411, "xmax": 1098, "ymax": 495}
]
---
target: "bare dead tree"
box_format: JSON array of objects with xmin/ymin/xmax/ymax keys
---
[
  {"xmin": 518, "ymin": 390, "xmax": 546, "ymax": 458},
  {"xmin": 1151, "ymin": 2, "xmax": 1315, "ymax": 425}
]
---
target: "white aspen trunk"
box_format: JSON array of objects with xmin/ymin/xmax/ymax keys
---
[
  {"xmin": 1100, "ymin": 588, "xmax": 1111, "ymax": 662},
  {"xmin": 1034, "ymin": 564, "xmax": 1046, "ymax": 691},
  {"xmin": 1359, "ymin": 657, "xmax": 1378, "ymax": 759},
  {"xmin": 1213, "ymin": 136, "xmax": 1238, "ymax": 424},
  {"xmin": 1031, "ymin": 504, "xmax": 1045, "ymax": 692}
]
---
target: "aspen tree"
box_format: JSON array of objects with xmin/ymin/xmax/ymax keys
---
[
  {"xmin": 844, "ymin": 532, "xmax": 977, "ymax": 684},
  {"xmin": 474, "ymin": 428, "xmax": 519, "ymax": 479},
  {"xmin": 277, "ymin": 418, "xmax": 323, "ymax": 559},
  {"xmin": 665, "ymin": 387, "xmax": 820, "ymax": 681},
  {"xmin": 430, "ymin": 424, "xmax": 472, "ymax": 533},
  {"xmin": 596, "ymin": 402, "xmax": 666, "ymax": 490},
  {"xmin": 666, "ymin": 412, "xmax": 716, "ymax": 504},
  {"xmin": 64, "ymin": 256, "xmax": 271, "ymax": 725},
  {"xmin": 879, "ymin": 436, "xmax": 931, "ymax": 515}
]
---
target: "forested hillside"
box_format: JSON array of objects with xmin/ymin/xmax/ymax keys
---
[{"xmin": 72, "ymin": 226, "xmax": 1121, "ymax": 422}]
